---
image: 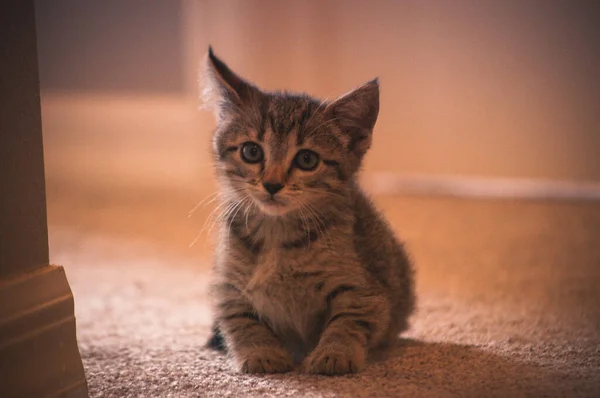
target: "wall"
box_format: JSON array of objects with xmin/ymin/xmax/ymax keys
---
[{"xmin": 36, "ymin": 0, "xmax": 600, "ymax": 196}]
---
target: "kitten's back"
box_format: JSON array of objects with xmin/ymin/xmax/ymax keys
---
[{"xmin": 351, "ymin": 181, "xmax": 415, "ymax": 336}]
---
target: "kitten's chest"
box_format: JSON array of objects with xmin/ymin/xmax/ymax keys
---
[{"xmin": 244, "ymin": 250, "xmax": 321, "ymax": 335}]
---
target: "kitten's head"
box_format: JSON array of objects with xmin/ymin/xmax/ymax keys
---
[{"xmin": 202, "ymin": 47, "xmax": 379, "ymax": 217}]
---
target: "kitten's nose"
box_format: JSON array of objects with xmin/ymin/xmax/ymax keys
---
[{"xmin": 263, "ymin": 182, "xmax": 284, "ymax": 195}]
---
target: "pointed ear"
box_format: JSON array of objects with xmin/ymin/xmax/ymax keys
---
[
  {"xmin": 200, "ymin": 46, "xmax": 261, "ymax": 121},
  {"xmin": 325, "ymin": 79, "xmax": 380, "ymax": 158}
]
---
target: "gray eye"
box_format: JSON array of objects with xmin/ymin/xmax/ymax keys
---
[
  {"xmin": 294, "ymin": 149, "xmax": 319, "ymax": 171},
  {"xmin": 241, "ymin": 142, "xmax": 264, "ymax": 163}
]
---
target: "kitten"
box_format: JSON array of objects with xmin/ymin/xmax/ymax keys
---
[{"xmin": 202, "ymin": 47, "xmax": 415, "ymax": 375}]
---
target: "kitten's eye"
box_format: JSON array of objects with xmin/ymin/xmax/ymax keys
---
[
  {"xmin": 294, "ymin": 149, "xmax": 319, "ymax": 171},
  {"xmin": 240, "ymin": 142, "xmax": 264, "ymax": 163}
]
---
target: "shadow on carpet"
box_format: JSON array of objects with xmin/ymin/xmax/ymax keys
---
[{"xmin": 82, "ymin": 338, "xmax": 598, "ymax": 398}]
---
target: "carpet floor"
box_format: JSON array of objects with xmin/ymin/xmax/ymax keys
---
[{"xmin": 47, "ymin": 191, "xmax": 600, "ymax": 397}]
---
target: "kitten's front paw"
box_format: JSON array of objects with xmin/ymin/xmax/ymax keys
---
[
  {"xmin": 235, "ymin": 347, "xmax": 294, "ymax": 374},
  {"xmin": 303, "ymin": 343, "xmax": 366, "ymax": 375}
]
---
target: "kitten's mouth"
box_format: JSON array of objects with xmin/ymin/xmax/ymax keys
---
[
  {"xmin": 265, "ymin": 197, "xmax": 285, "ymax": 206},
  {"xmin": 255, "ymin": 196, "xmax": 290, "ymax": 215}
]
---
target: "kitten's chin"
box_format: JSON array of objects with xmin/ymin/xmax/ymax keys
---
[{"xmin": 254, "ymin": 199, "xmax": 294, "ymax": 217}]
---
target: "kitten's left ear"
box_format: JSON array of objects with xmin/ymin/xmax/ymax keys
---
[
  {"xmin": 326, "ymin": 79, "xmax": 380, "ymax": 158},
  {"xmin": 200, "ymin": 46, "xmax": 261, "ymax": 122}
]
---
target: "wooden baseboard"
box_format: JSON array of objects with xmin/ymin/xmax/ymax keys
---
[
  {"xmin": 361, "ymin": 173, "xmax": 600, "ymax": 201},
  {"xmin": 0, "ymin": 265, "xmax": 88, "ymax": 398}
]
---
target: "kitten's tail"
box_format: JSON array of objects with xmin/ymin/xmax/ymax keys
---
[{"xmin": 205, "ymin": 325, "xmax": 227, "ymax": 351}]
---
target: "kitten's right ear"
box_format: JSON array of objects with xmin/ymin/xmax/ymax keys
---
[{"xmin": 200, "ymin": 46, "xmax": 260, "ymax": 122}]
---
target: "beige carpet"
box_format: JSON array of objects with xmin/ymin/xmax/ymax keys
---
[{"xmin": 47, "ymin": 188, "xmax": 600, "ymax": 397}]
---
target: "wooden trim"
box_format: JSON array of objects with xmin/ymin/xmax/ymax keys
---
[
  {"xmin": 362, "ymin": 173, "xmax": 600, "ymax": 201},
  {"xmin": 0, "ymin": 265, "xmax": 88, "ymax": 398}
]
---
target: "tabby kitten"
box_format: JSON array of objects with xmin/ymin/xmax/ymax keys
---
[{"xmin": 202, "ymin": 47, "xmax": 415, "ymax": 375}]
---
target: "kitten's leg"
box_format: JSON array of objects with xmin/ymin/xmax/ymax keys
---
[
  {"xmin": 214, "ymin": 284, "xmax": 293, "ymax": 374},
  {"xmin": 304, "ymin": 284, "xmax": 390, "ymax": 375}
]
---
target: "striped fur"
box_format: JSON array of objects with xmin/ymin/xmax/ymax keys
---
[{"xmin": 202, "ymin": 47, "xmax": 415, "ymax": 375}]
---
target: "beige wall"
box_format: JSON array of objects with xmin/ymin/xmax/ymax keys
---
[{"xmin": 38, "ymin": 0, "xmax": 600, "ymax": 194}]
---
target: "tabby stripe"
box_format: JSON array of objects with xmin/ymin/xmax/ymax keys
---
[
  {"xmin": 298, "ymin": 105, "xmax": 313, "ymax": 127},
  {"xmin": 281, "ymin": 217, "xmax": 336, "ymax": 250},
  {"xmin": 348, "ymin": 133, "xmax": 369, "ymax": 153},
  {"xmin": 219, "ymin": 145, "xmax": 239, "ymax": 160},
  {"xmin": 216, "ymin": 283, "xmax": 241, "ymax": 293},
  {"xmin": 326, "ymin": 311, "xmax": 366, "ymax": 327},
  {"xmin": 217, "ymin": 300, "xmax": 242, "ymax": 311},
  {"xmin": 225, "ymin": 168, "xmax": 246, "ymax": 178},
  {"xmin": 284, "ymin": 119, "xmax": 296, "ymax": 135},
  {"xmin": 222, "ymin": 312, "xmax": 260, "ymax": 321},
  {"xmin": 327, "ymin": 328, "xmax": 368, "ymax": 346},
  {"xmin": 326, "ymin": 285, "xmax": 356, "ymax": 304},
  {"xmin": 268, "ymin": 114, "xmax": 277, "ymax": 135},
  {"xmin": 292, "ymin": 270, "xmax": 325, "ymax": 278},
  {"xmin": 323, "ymin": 159, "xmax": 346, "ymax": 181},
  {"xmin": 296, "ymin": 104, "xmax": 315, "ymax": 145},
  {"xmin": 346, "ymin": 304, "xmax": 364, "ymax": 311},
  {"xmin": 345, "ymin": 327, "xmax": 370, "ymax": 346},
  {"xmin": 286, "ymin": 165, "xmax": 294, "ymax": 177},
  {"xmin": 228, "ymin": 320, "xmax": 263, "ymax": 335},
  {"xmin": 305, "ymin": 180, "xmax": 333, "ymax": 190},
  {"xmin": 257, "ymin": 99, "xmax": 269, "ymax": 140},
  {"xmin": 281, "ymin": 229, "xmax": 320, "ymax": 250},
  {"xmin": 249, "ymin": 219, "xmax": 264, "ymax": 236},
  {"xmin": 354, "ymin": 320, "xmax": 373, "ymax": 336},
  {"xmin": 230, "ymin": 217, "xmax": 263, "ymax": 237},
  {"xmin": 326, "ymin": 313, "xmax": 373, "ymax": 344},
  {"xmin": 230, "ymin": 222, "xmax": 263, "ymax": 255},
  {"xmin": 235, "ymin": 234, "xmax": 263, "ymax": 256}
]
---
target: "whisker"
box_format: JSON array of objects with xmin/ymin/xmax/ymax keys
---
[
  {"xmin": 303, "ymin": 116, "xmax": 345, "ymax": 139},
  {"xmin": 189, "ymin": 191, "xmax": 239, "ymax": 247},
  {"xmin": 298, "ymin": 206, "xmax": 311, "ymax": 249},
  {"xmin": 200, "ymin": 200, "xmax": 231, "ymax": 234},
  {"xmin": 301, "ymin": 99, "xmax": 328, "ymax": 133},
  {"xmin": 302, "ymin": 188, "xmax": 347, "ymax": 200},
  {"xmin": 188, "ymin": 185, "xmax": 248, "ymax": 218},
  {"xmin": 188, "ymin": 191, "xmax": 219, "ymax": 217},
  {"xmin": 303, "ymin": 201, "xmax": 335, "ymax": 250},
  {"xmin": 244, "ymin": 197, "xmax": 255, "ymax": 229},
  {"xmin": 227, "ymin": 196, "xmax": 249, "ymax": 231},
  {"xmin": 189, "ymin": 231, "xmax": 203, "ymax": 248},
  {"xmin": 203, "ymin": 201, "xmax": 236, "ymax": 246}
]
